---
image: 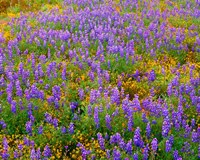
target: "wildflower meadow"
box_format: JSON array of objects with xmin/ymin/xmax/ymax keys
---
[{"xmin": 0, "ymin": 0, "xmax": 200, "ymax": 159}]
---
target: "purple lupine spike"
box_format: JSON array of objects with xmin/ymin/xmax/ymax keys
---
[
  {"xmin": 68, "ymin": 122, "xmax": 74, "ymax": 134},
  {"xmin": 106, "ymin": 149, "xmax": 110, "ymax": 159},
  {"xmin": 119, "ymin": 139, "xmax": 126, "ymax": 150},
  {"xmin": 162, "ymin": 116, "xmax": 171, "ymax": 138},
  {"xmin": 1, "ymin": 137, "xmax": 10, "ymax": 159},
  {"xmin": 151, "ymin": 138, "xmax": 158, "ymax": 153},
  {"xmin": 165, "ymin": 140, "xmax": 172, "ymax": 152},
  {"xmin": 133, "ymin": 127, "xmax": 144, "ymax": 148},
  {"xmin": 78, "ymin": 88, "xmax": 85, "ymax": 100},
  {"xmin": 110, "ymin": 88, "xmax": 120, "ymax": 106},
  {"xmin": 173, "ymin": 150, "xmax": 179, "ymax": 160},
  {"xmin": 113, "ymin": 148, "xmax": 121, "ymax": 160},
  {"xmin": 127, "ymin": 115, "xmax": 134, "ymax": 131},
  {"xmin": 26, "ymin": 121, "xmax": 32, "ymax": 136},
  {"xmin": 52, "ymin": 118, "xmax": 58, "ymax": 128},
  {"xmin": 94, "ymin": 106, "xmax": 100, "ymax": 129},
  {"xmin": 11, "ymin": 100, "xmax": 17, "ymax": 114},
  {"xmin": 38, "ymin": 126, "xmax": 43, "ymax": 135},
  {"xmin": 105, "ymin": 114, "xmax": 112, "ymax": 130},
  {"xmin": 36, "ymin": 148, "xmax": 41, "ymax": 159},
  {"xmin": 143, "ymin": 144, "xmax": 149, "ymax": 160},
  {"xmin": 43, "ymin": 145, "xmax": 52, "ymax": 158},
  {"xmin": 148, "ymin": 69, "xmax": 156, "ymax": 82},
  {"xmin": 97, "ymin": 133, "xmax": 105, "ymax": 150},
  {"xmin": 61, "ymin": 126, "xmax": 66, "ymax": 134},
  {"xmin": 126, "ymin": 140, "xmax": 133, "ymax": 155},
  {"xmin": 14, "ymin": 150, "xmax": 19, "ymax": 159},
  {"xmin": 169, "ymin": 135, "xmax": 174, "ymax": 144},
  {"xmin": 191, "ymin": 131, "xmax": 199, "ymax": 143},
  {"xmin": 133, "ymin": 153, "xmax": 138, "ymax": 160},
  {"xmin": 30, "ymin": 148, "xmax": 36, "ymax": 160},
  {"xmin": 87, "ymin": 105, "xmax": 92, "ymax": 116},
  {"xmin": 146, "ymin": 122, "xmax": 151, "ymax": 139}
]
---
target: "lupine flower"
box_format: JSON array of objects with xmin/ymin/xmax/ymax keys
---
[
  {"xmin": 77, "ymin": 142, "xmax": 91, "ymax": 160},
  {"xmin": 14, "ymin": 150, "xmax": 19, "ymax": 159},
  {"xmin": 113, "ymin": 148, "xmax": 121, "ymax": 160},
  {"xmin": 133, "ymin": 153, "xmax": 138, "ymax": 160},
  {"xmin": 43, "ymin": 145, "xmax": 52, "ymax": 158},
  {"xmin": 148, "ymin": 69, "xmax": 156, "ymax": 82},
  {"xmin": 105, "ymin": 114, "xmax": 112, "ymax": 130},
  {"xmin": 110, "ymin": 88, "xmax": 120, "ymax": 106},
  {"xmin": 87, "ymin": 105, "xmax": 92, "ymax": 116},
  {"xmin": 94, "ymin": 106, "xmax": 100, "ymax": 128},
  {"xmin": 11, "ymin": 100, "xmax": 17, "ymax": 114},
  {"xmin": 26, "ymin": 121, "xmax": 32, "ymax": 136},
  {"xmin": 142, "ymin": 113, "xmax": 148, "ymax": 123},
  {"xmin": 127, "ymin": 115, "xmax": 134, "ymax": 131},
  {"xmin": 151, "ymin": 138, "xmax": 158, "ymax": 153},
  {"xmin": 143, "ymin": 144, "xmax": 149, "ymax": 160},
  {"xmin": 181, "ymin": 142, "xmax": 191, "ymax": 153},
  {"xmin": 106, "ymin": 149, "xmax": 110, "ymax": 159},
  {"xmin": 165, "ymin": 140, "xmax": 172, "ymax": 152},
  {"xmin": 126, "ymin": 140, "xmax": 133, "ymax": 155},
  {"xmin": 191, "ymin": 131, "xmax": 199, "ymax": 143},
  {"xmin": 146, "ymin": 122, "xmax": 151, "ymax": 139},
  {"xmin": 36, "ymin": 148, "xmax": 41, "ymax": 159},
  {"xmin": 68, "ymin": 122, "xmax": 74, "ymax": 134},
  {"xmin": 97, "ymin": 133, "xmax": 105, "ymax": 150},
  {"xmin": 162, "ymin": 116, "xmax": 171, "ymax": 137},
  {"xmin": 134, "ymin": 127, "xmax": 144, "ymax": 148},
  {"xmin": 30, "ymin": 148, "xmax": 36, "ymax": 160},
  {"xmin": 38, "ymin": 126, "xmax": 43, "ymax": 134},
  {"xmin": 2, "ymin": 137, "xmax": 9, "ymax": 159}
]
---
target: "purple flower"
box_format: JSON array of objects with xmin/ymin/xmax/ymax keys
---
[
  {"xmin": 87, "ymin": 105, "xmax": 92, "ymax": 116},
  {"xmin": 127, "ymin": 115, "xmax": 134, "ymax": 131},
  {"xmin": 25, "ymin": 121, "xmax": 32, "ymax": 136},
  {"xmin": 126, "ymin": 140, "xmax": 133, "ymax": 155},
  {"xmin": 30, "ymin": 148, "xmax": 36, "ymax": 160},
  {"xmin": 43, "ymin": 145, "xmax": 52, "ymax": 158},
  {"xmin": 61, "ymin": 126, "xmax": 67, "ymax": 134},
  {"xmin": 148, "ymin": 70, "xmax": 156, "ymax": 82},
  {"xmin": 146, "ymin": 122, "xmax": 151, "ymax": 139},
  {"xmin": 36, "ymin": 148, "xmax": 41, "ymax": 159},
  {"xmin": 191, "ymin": 131, "xmax": 199, "ymax": 143},
  {"xmin": 113, "ymin": 148, "xmax": 121, "ymax": 160},
  {"xmin": 151, "ymin": 138, "xmax": 158, "ymax": 153},
  {"xmin": 0, "ymin": 120, "xmax": 6, "ymax": 129},
  {"xmin": 105, "ymin": 114, "xmax": 112, "ymax": 130},
  {"xmin": 181, "ymin": 142, "xmax": 191, "ymax": 153},
  {"xmin": 52, "ymin": 118, "xmax": 58, "ymax": 128},
  {"xmin": 162, "ymin": 116, "xmax": 171, "ymax": 137},
  {"xmin": 106, "ymin": 149, "xmax": 110, "ymax": 159},
  {"xmin": 97, "ymin": 133, "xmax": 105, "ymax": 150},
  {"xmin": 11, "ymin": 100, "xmax": 17, "ymax": 114},
  {"xmin": 38, "ymin": 126, "xmax": 43, "ymax": 134},
  {"xmin": 133, "ymin": 127, "xmax": 144, "ymax": 148},
  {"xmin": 143, "ymin": 144, "xmax": 149, "ymax": 160},
  {"xmin": 68, "ymin": 122, "xmax": 74, "ymax": 134},
  {"xmin": 173, "ymin": 150, "xmax": 180, "ymax": 160},
  {"xmin": 133, "ymin": 153, "xmax": 138, "ymax": 160},
  {"xmin": 94, "ymin": 106, "xmax": 100, "ymax": 128},
  {"xmin": 165, "ymin": 140, "xmax": 172, "ymax": 152},
  {"xmin": 14, "ymin": 150, "xmax": 19, "ymax": 159},
  {"xmin": 78, "ymin": 88, "xmax": 85, "ymax": 100},
  {"xmin": 110, "ymin": 88, "xmax": 120, "ymax": 106}
]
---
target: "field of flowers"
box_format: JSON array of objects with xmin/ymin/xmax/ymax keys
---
[{"xmin": 0, "ymin": 0, "xmax": 200, "ymax": 159}]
